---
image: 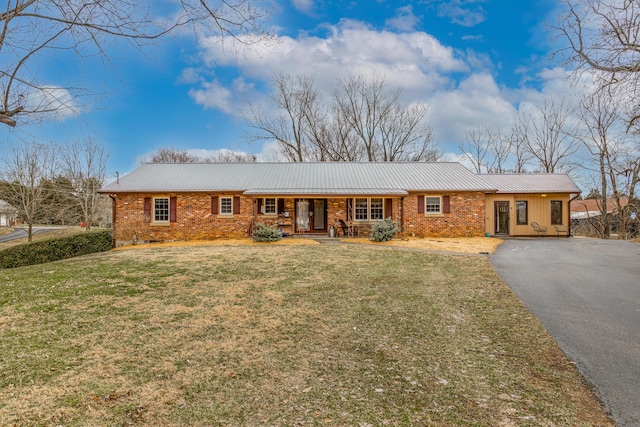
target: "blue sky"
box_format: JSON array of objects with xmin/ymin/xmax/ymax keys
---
[{"xmin": 2, "ymin": 0, "xmax": 570, "ymax": 176}]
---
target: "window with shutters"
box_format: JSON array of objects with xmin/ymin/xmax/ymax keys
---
[
  {"xmin": 352, "ymin": 198, "xmax": 386, "ymax": 221},
  {"xmin": 425, "ymin": 196, "xmax": 442, "ymax": 214},
  {"xmin": 220, "ymin": 197, "xmax": 233, "ymax": 215},
  {"xmin": 154, "ymin": 197, "xmax": 170, "ymax": 222}
]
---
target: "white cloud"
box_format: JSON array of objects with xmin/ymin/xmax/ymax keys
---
[
  {"xmin": 291, "ymin": 0, "xmax": 316, "ymax": 15},
  {"xmin": 26, "ymin": 86, "xmax": 80, "ymax": 121},
  {"xmin": 385, "ymin": 5, "xmax": 421, "ymax": 32},
  {"xmin": 429, "ymin": 73, "xmax": 517, "ymax": 143},
  {"xmin": 194, "ymin": 19, "xmax": 467, "ymax": 108},
  {"xmin": 437, "ymin": 1, "xmax": 487, "ymax": 27},
  {"xmin": 186, "ymin": 17, "xmax": 575, "ymax": 153},
  {"xmin": 188, "ymin": 77, "xmax": 261, "ymax": 115}
]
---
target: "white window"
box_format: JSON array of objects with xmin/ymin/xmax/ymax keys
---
[
  {"xmin": 370, "ymin": 198, "xmax": 384, "ymax": 220},
  {"xmin": 353, "ymin": 198, "xmax": 386, "ymax": 221},
  {"xmin": 355, "ymin": 198, "xmax": 368, "ymax": 221},
  {"xmin": 154, "ymin": 197, "xmax": 169, "ymax": 222},
  {"xmin": 220, "ymin": 197, "xmax": 233, "ymax": 215},
  {"xmin": 264, "ymin": 198, "xmax": 276, "ymax": 214},
  {"xmin": 425, "ymin": 196, "xmax": 442, "ymax": 214}
]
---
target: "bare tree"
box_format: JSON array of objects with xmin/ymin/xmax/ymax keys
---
[
  {"xmin": 555, "ymin": 0, "xmax": 640, "ymax": 128},
  {"xmin": 246, "ymin": 73, "xmax": 320, "ymax": 162},
  {"xmin": 1, "ymin": 0, "xmax": 273, "ymax": 127},
  {"xmin": 247, "ymin": 73, "xmax": 439, "ymax": 162},
  {"xmin": 147, "ymin": 147, "xmax": 199, "ymax": 163},
  {"xmin": 458, "ymin": 127, "xmax": 490, "ymax": 173},
  {"xmin": 0, "ymin": 141, "xmax": 56, "ymax": 241},
  {"xmin": 205, "ymin": 149, "xmax": 256, "ymax": 163},
  {"xmin": 575, "ymin": 92, "xmax": 622, "ymax": 236},
  {"xmin": 515, "ymin": 99, "xmax": 580, "ymax": 173},
  {"xmin": 59, "ymin": 137, "xmax": 109, "ymax": 231},
  {"xmin": 334, "ymin": 74, "xmax": 438, "ymax": 162},
  {"xmin": 507, "ymin": 122, "xmax": 533, "ymax": 173},
  {"xmin": 459, "ymin": 126, "xmax": 513, "ymax": 173}
]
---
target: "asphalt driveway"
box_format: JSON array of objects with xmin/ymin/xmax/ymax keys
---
[{"xmin": 490, "ymin": 237, "xmax": 640, "ymax": 427}]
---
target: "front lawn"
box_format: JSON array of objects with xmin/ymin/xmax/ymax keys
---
[{"xmin": 0, "ymin": 244, "xmax": 612, "ymax": 426}]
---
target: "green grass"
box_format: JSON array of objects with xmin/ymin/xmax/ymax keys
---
[{"xmin": 0, "ymin": 244, "xmax": 612, "ymax": 426}]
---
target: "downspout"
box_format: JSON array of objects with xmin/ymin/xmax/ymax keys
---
[
  {"xmin": 400, "ymin": 196, "xmax": 405, "ymax": 236},
  {"xmin": 109, "ymin": 194, "xmax": 117, "ymax": 247},
  {"xmin": 569, "ymin": 193, "xmax": 580, "ymax": 238}
]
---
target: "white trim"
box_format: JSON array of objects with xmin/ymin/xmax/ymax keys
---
[
  {"xmin": 153, "ymin": 196, "xmax": 170, "ymax": 223},
  {"xmin": 425, "ymin": 195, "xmax": 442, "ymax": 215}
]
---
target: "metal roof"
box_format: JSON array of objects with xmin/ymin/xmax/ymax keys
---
[
  {"xmin": 479, "ymin": 173, "xmax": 581, "ymax": 194},
  {"xmin": 100, "ymin": 162, "xmax": 496, "ymax": 194}
]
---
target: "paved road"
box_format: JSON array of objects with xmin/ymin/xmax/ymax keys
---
[
  {"xmin": 0, "ymin": 227, "xmax": 61, "ymax": 243},
  {"xmin": 490, "ymin": 238, "xmax": 640, "ymax": 427}
]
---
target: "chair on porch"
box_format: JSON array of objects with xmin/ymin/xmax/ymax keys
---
[
  {"xmin": 338, "ymin": 219, "xmax": 358, "ymax": 237},
  {"xmin": 531, "ymin": 222, "xmax": 547, "ymax": 236},
  {"xmin": 553, "ymin": 224, "xmax": 568, "ymax": 237}
]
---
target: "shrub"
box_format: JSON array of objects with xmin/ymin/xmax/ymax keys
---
[
  {"xmin": 0, "ymin": 229, "xmax": 112, "ymax": 269},
  {"xmin": 252, "ymin": 223, "xmax": 282, "ymax": 242},
  {"xmin": 371, "ymin": 218, "xmax": 400, "ymax": 242}
]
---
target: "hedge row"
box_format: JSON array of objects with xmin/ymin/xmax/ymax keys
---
[{"xmin": 0, "ymin": 229, "xmax": 112, "ymax": 269}]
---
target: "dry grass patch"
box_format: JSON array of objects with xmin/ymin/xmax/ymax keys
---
[
  {"xmin": 0, "ymin": 245, "xmax": 611, "ymax": 426},
  {"xmin": 345, "ymin": 236, "xmax": 503, "ymax": 254}
]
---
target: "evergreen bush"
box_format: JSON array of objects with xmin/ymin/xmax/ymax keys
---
[
  {"xmin": 371, "ymin": 218, "xmax": 400, "ymax": 242},
  {"xmin": 252, "ymin": 224, "xmax": 283, "ymax": 242},
  {"xmin": 0, "ymin": 229, "xmax": 112, "ymax": 269}
]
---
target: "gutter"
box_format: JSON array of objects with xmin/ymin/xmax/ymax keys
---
[{"xmin": 109, "ymin": 194, "xmax": 116, "ymax": 248}]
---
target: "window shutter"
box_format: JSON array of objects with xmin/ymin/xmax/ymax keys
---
[
  {"xmin": 211, "ymin": 196, "xmax": 218, "ymax": 214},
  {"xmin": 233, "ymin": 196, "xmax": 241, "ymax": 214},
  {"xmin": 443, "ymin": 195, "xmax": 450, "ymax": 214},
  {"xmin": 277, "ymin": 198, "xmax": 285, "ymax": 214},
  {"xmin": 385, "ymin": 198, "xmax": 393, "ymax": 219},
  {"xmin": 144, "ymin": 197, "xmax": 151, "ymax": 221},
  {"xmin": 256, "ymin": 198, "xmax": 263, "ymax": 214},
  {"xmin": 346, "ymin": 198, "xmax": 353, "ymax": 221},
  {"xmin": 417, "ymin": 195, "xmax": 424, "ymax": 214},
  {"xmin": 170, "ymin": 197, "xmax": 177, "ymax": 222}
]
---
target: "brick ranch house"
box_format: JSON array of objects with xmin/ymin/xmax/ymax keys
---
[{"xmin": 99, "ymin": 162, "xmax": 581, "ymax": 246}]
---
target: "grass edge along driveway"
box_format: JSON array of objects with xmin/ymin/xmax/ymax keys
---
[{"xmin": 0, "ymin": 244, "xmax": 612, "ymax": 426}]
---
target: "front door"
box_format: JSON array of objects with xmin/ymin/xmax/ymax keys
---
[
  {"xmin": 495, "ymin": 201, "xmax": 510, "ymax": 235},
  {"xmin": 313, "ymin": 199, "xmax": 326, "ymax": 231},
  {"xmin": 295, "ymin": 199, "xmax": 327, "ymax": 232}
]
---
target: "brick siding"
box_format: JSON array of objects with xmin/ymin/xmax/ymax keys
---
[
  {"xmin": 112, "ymin": 192, "xmax": 486, "ymax": 246},
  {"xmin": 402, "ymin": 192, "xmax": 486, "ymax": 238}
]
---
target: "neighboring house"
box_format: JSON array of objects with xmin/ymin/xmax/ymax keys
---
[
  {"xmin": 571, "ymin": 197, "xmax": 629, "ymax": 220},
  {"xmin": 571, "ymin": 197, "xmax": 638, "ymax": 237},
  {"xmin": 481, "ymin": 174, "xmax": 581, "ymax": 237},
  {"xmin": 99, "ymin": 162, "xmax": 581, "ymax": 246},
  {"xmin": 0, "ymin": 199, "xmax": 18, "ymax": 227}
]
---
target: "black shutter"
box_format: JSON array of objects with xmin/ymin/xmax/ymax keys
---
[
  {"xmin": 277, "ymin": 198, "xmax": 285, "ymax": 214},
  {"xmin": 256, "ymin": 198, "xmax": 263, "ymax": 214},
  {"xmin": 170, "ymin": 197, "xmax": 177, "ymax": 222},
  {"xmin": 443, "ymin": 195, "xmax": 450, "ymax": 214},
  {"xmin": 417, "ymin": 195, "xmax": 424, "ymax": 214},
  {"xmin": 233, "ymin": 196, "xmax": 241, "ymax": 214},
  {"xmin": 385, "ymin": 198, "xmax": 393, "ymax": 219}
]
